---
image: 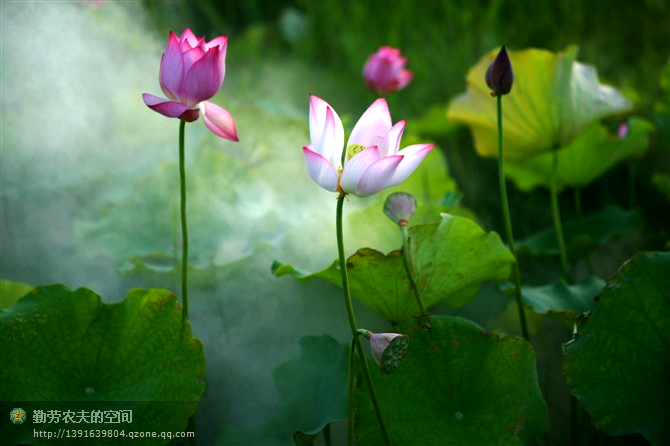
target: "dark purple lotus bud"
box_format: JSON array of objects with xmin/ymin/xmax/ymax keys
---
[
  {"xmin": 384, "ymin": 192, "xmax": 417, "ymax": 227},
  {"xmin": 485, "ymin": 46, "xmax": 513, "ymax": 96}
]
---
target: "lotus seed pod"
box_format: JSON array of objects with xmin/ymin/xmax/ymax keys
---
[{"xmin": 369, "ymin": 332, "xmax": 409, "ymax": 374}]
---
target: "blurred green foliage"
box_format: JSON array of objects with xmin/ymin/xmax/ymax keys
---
[
  {"xmin": 142, "ymin": 0, "xmax": 669, "ymax": 115},
  {"xmin": 140, "ymin": 0, "xmax": 670, "ymax": 248}
]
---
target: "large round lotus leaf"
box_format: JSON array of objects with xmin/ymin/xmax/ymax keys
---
[
  {"xmin": 0, "ymin": 280, "xmax": 32, "ymax": 309},
  {"xmin": 407, "ymin": 213, "xmax": 514, "ymax": 310},
  {"xmin": 273, "ymin": 214, "xmax": 514, "ymax": 324},
  {"xmin": 447, "ymin": 46, "xmax": 631, "ymax": 161},
  {"xmin": 0, "ymin": 285, "xmax": 205, "ymax": 446},
  {"xmin": 504, "ymin": 118, "xmax": 654, "ymax": 191},
  {"xmin": 563, "ymin": 252, "xmax": 670, "ymax": 445},
  {"xmin": 356, "ymin": 316, "xmax": 549, "ymax": 445}
]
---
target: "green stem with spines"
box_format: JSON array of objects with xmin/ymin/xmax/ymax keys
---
[
  {"xmin": 178, "ymin": 119, "xmax": 189, "ymax": 328},
  {"xmin": 336, "ymin": 195, "xmax": 392, "ymax": 446},
  {"xmin": 496, "ymin": 95, "xmax": 529, "ymax": 340}
]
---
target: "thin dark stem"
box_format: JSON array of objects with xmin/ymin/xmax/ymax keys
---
[
  {"xmin": 400, "ymin": 225, "xmax": 429, "ymax": 327},
  {"xmin": 323, "ymin": 423, "xmax": 332, "ymax": 446},
  {"xmin": 178, "ymin": 120, "xmax": 189, "ymax": 327},
  {"xmin": 496, "ymin": 95, "xmax": 529, "ymax": 341},
  {"xmin": 172, "ymin": 200, "xmax": 179, "ymax": 267},
  {"xmin": 347, "ymin": 338, "xmax": 355, "ymax": 446},
  {"xmin": 628, "ymin": 161, "xmax": 637, "ymax": 208},
  {"xmin": 550, "ymin": 148, "xmax": 569, "ymax": 281},
  {"xmin": 336, "ymin": 195, "xmax": 392, "ymax": 446},
  {"xmin": 187, "ymin": 415, "xmax": 197, "ymax": 445},
  {"xmin": 573, "ymin": 187, "xmax": 582, "ymax": 220}
]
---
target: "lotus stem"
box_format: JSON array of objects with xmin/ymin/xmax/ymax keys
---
[
  {"xmin": 178, "ymin": 119, "xmax": 189, "ymax": 328},
  {"xmin": 336, "ymin": 195, "xmax": 392, "ymax": 446},
  {"xmin": 550, "ymin": 148, "xmax": 569, "ymax": 281},
  {"xmin": 347, "ymin": 337, "xmax": 355, "ymax": 446},
  {"xmin": 400, "ymin": 225, "xmax": 430, "ymax": 328},
  {"xmin": 496, "ymin": 95, "xmax": 529, "ymax": 340}
]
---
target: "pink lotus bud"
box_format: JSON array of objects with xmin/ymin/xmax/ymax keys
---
[
  {"xmin": 360, "ymin": 330, "xmax": 409, "ymax": 374},
  {"xmin": 363, "ymin": 46, "xmax": 413, "ymax": 94},
  {"xmin": 618, "ymin": 122, "xmax": 629, "ymax": 139},
  {"xmin": 485, "ymin": 46, "xmax": 514, "ymax": 96},
  {"xmin": 142, "ymin": 28, "xmax": 238, "ymax": 141},
  {"xmin": 384, "ymin": 192, "xmax": 416, "ymax": 226}
]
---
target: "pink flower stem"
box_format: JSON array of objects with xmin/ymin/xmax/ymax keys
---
[
  {"xmin": 178, "ymin": 119, "xmax": 190, "ymax": 330},
  {"xmin": 336, "ymin": 195, "xmax": 392, "ymax": 445},
  {"xmin": 496, "ymin": 95, "xmax": 529, "ymax": 340}
]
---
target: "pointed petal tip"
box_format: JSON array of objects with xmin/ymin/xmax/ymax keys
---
[
  {"xmin": 303, "ymin": 146, "xmax": 339, "ymax": 192},
  {"xmin": 202, "ymin": 101, "xmax": 238, "ymax": 141},
  {"xmin": 143, "ymin": 93, "xmax": 200, "ymax": 121}
]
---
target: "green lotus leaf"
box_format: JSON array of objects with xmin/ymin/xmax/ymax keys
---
[
  {"xmin": 504, "ymin": 117, "xmax": 654, "ymax": 191},
  {"xmin": 218, "ymin": 335, "xmax": 347, "ymax": 446},
  {"xmin": 273, "ymin": 213, "xmax": 514, "ymax": 324},
  {"xmin": 516, "ymin": 205, "xmax": 643, "ymax": 261},
  {"xmin": 271, "ymin": 335, "xmax": 348, "ymax": 437},
  {"xmin": 408, "ymin": 213, "xmax": 515, "ymax": 310},
  {"xmin": 652, "ymin": 172, "xmax": 670, "ymax": 201},
  {"xmin": 563, "ymin": 252, "xmax": 670, "ymax": 445},
  {"xmin": 0, "ymin": 280, "xmax": 32, "ymax": 309},
  {"xmin": 514, "ymin": 276, "xmax": 604, "ymax": 317},
  {"xmin": 356, "ymin": 316, "xmax": 549, "ymax": 445},
  {"xmin": 0, "ymin": 285, "xmax": 205, "ymax": 446},
  {"xmin": 272, "ymin": 249, "xmax": 413, "ymax": 325},
  {"xmin": 448, "ymin": 46, "xmax": 632, "ymax": 161},
  {"xmin": 291, "ymin": 430, "xmax": 318, "ymax": 446}
]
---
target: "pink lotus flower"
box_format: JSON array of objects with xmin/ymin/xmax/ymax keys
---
[
  {"xmin": 142, "ymin": 28, "xmax": 238, "ymax": 141},
  {"xmin": 363, "ymin": 46, "xmax": 413, "ymax": 94},
  {"xmin": 303, "ymin": 96, "xmax": 433, "ymax": 197}
]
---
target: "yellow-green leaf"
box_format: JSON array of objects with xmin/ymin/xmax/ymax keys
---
[
  {"xmin": 505, "ymin": 117, "xmax": 654, "ymax": 191},
  {"xmin": 447, "ymin": 46, "xmax": 631, "ymax": 161}
]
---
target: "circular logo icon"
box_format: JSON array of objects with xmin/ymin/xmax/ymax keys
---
[{"xmin": 10, "ymin": 408, "xmax": 26, "ymax": 425}]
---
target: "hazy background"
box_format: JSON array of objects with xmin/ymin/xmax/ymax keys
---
[
  {"xmin": 2, "ymin": 0, "xmax": 669, "ymax": 444},
  {"xmin": 0, "ymin": 1, "xmax": 400, "ymax": 443}
]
